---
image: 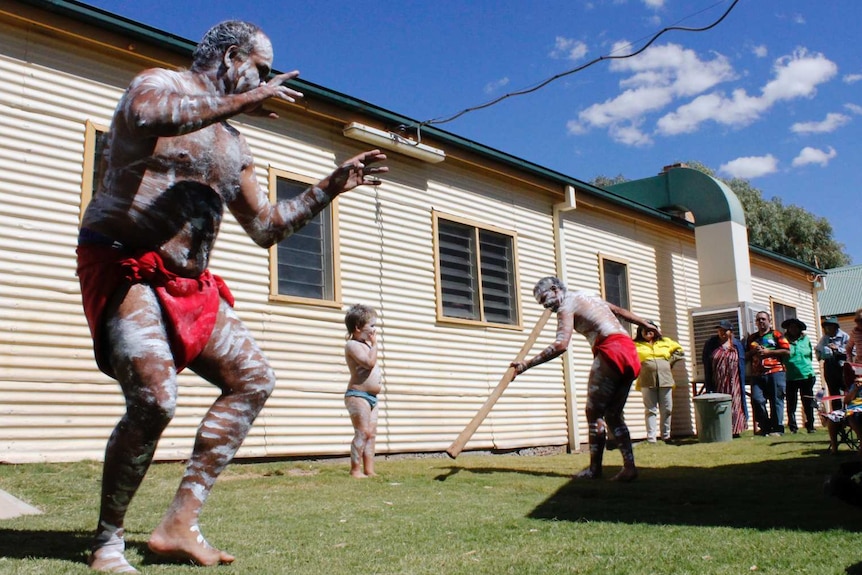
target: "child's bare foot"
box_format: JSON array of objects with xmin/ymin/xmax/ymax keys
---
[
  {"xmin": 610, "ymin": 468, "xmax": 638, "ymax": 482},
  {"xmin": 574, "ymin": 467, "xmax": 602, "ymax": 480},
  {"xmin": 148, "ymin": 523, "xmax": 234, "ymax": 566},
  {"xmin": 365, "ymin": 471, "xmax": 378, "ymax": 477},
  {"xmin": 350, "ymin": 470, "xmax": 368, "ymax": 478}
]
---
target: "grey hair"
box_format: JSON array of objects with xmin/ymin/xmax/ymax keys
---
[
  {"xmin": 345, "ymin": 304, "xmax": 376, "ymax": 334},
  {"xmin": 192, "ymin": 20, "xmax": 263, "ymax": 72},
  {"xmin": 533, "ymin": 276, "xmax": 566, "ymax": 300}
]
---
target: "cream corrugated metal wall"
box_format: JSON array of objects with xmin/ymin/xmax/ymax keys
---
[
  {"xmin": 0, "ymin": 18, "xmax": 570, "ymax": 463},
  {"xmin": 559, "ymin": 204, "xmax": 703, "ymax": 441},
  {"xmin": 0, "ymin": 11, "xmax": 823, "ymax": 463},
  {"xmin": 0, "ymin": 21, "xmax": 132, "ymax": 463}
]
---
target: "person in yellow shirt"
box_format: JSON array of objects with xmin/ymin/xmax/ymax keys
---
[{"xmin": 634, "ymin": 323, "xmax": 684, "ymax": 443}]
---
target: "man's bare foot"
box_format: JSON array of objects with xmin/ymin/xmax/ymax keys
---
[
  {"xmin": 610, "ymin": 468, "xmax": 638, "ymax": 482},
  {"xmin": 89, "ymin": 549, "xmax": 140, "ymax": 573},
  {"xmin": 148, "ymin": 523, "xmax": 234, "ymax": 566},
  {"xmin": 365, "ymin": 471, "xmax": 378, "ymax": 478},
  {"xmin": 574, "ymin": 468, "xmax": 602, "ymax": 480},
  {"xmin": 89, "ymin": 533, "xmax": 139, "ymax": 573},
  {"xmin": 350, "ymin": 470, "xmax": 368, "ymax": 478}
]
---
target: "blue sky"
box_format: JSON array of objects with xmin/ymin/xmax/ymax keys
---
[{"xmin": 82, "ymin": 0, "xmax": 861, "ymax": 265}]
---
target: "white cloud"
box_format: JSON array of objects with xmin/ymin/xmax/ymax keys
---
[
  {"xmin": 719, "ymin": 155, "xmax": 779, "ymax": 179},
  {"xmin": 643, "ymin": 0, "xmax": 665, "ymax": 8},
  {"xmin": 609, "ymin": 122, "xmax": 652, "ymax": 146},
  {"xmin": 484, "ymin": 77, "xmax": 509, "ymax": 95},
  {"xmin": 761, "ymin": 48, "xmax": 837, "ymax": 102},
  {"xmin": 549, "ymin": 37, "xmax": 588, "ymax": 61},
  {"xmin": 845, "ymin": 103, "xmax": 862, "ymax": 116},
  {"xmin": 570, "ymin": 42, "xmax": 734, "ymax": 142},
  {"xmin": 790, "ymin": 112, "xmax": 851, "ymax": 134},
  {"xmin": 579, "ymin": 86, "xmax": 674, "ymax": 128},
  {"xmin": 752, "ymin": 45, "xmax": 768, "ymax": 58},
  {"xmin": 568, "ymin": 42, "xmax": 838, "ymax": 148},
  {"xmin": 657, "ymin": 48, "xmax": 837, "ymax": 135},
  {"xmin": 844, "ymin": 74, "xmax": 862, "ymax": 84},
  {"xmin": 792, "ymin": 146, "xmax": 837, "ymax": 167},
  {"xmin": 793, "ymin": 13, "xmax": 806, "ymax": 24},
  {"xmin": 657, "ymin": 89, "xmax": 762, "ymax": 135}
]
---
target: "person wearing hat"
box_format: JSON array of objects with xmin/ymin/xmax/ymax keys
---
[
  {"xmin": 815, "ymin": 316, "xmax": 849, "ymax": 410},
  {"xmin": 782, "ymin": 318, "xmax": 816, "ymax": 433},
  {"xmin": 702, "ymin": 319, "xmax": 748, "ymax": 436}
]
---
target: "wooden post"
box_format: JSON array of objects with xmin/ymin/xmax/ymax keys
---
[{"xmin": 446, "ymin": 308, "xmax": 552, "ymax": 458}]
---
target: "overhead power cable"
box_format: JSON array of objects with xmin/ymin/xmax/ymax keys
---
[{"xmin": 416, "ymin": 0, "xmax": 740, "ymax": 131}]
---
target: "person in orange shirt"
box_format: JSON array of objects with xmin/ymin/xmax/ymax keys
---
[{"xmin": 745, "ymin": 311, "xmax": 791, "ymax": 436}]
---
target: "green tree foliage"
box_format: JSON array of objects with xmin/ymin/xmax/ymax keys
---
[
  {"xmin": 591, "ymin": 174, "xmax": 629, "ymax": 187},
  {"xmin": 592, "ymin": 162, "xmax": 851, "ymax": 268}
]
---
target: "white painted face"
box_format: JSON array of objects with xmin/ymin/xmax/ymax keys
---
[
  {"xmin": 229, "ymin": 33, "xmax": 273, "ymax": 94},
  {"xmin": 536, "ymin": 285, "xmax": 562, "ymax": 312}
]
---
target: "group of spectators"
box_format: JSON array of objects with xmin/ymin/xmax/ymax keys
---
[{"xmin": 632, "ymin": 308, "xmax": 862, "ymax": 445}]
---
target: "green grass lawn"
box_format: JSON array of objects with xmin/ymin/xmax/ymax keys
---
[{"xmin": 1, "ymin": 432, "xmax": 860, "ymax": 574}]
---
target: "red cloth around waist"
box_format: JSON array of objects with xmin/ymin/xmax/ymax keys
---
[
  {"xmin": 593, "ymin": 333, "xmax": 641, "ymax": 380},
  {"xmin": 77, "ymin": 243, "xmax": 234, "ymax": 377}
]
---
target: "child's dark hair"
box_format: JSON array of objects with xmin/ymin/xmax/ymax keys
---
[{"xmin": 345, "ymin": 304, "xmax": 376, "ymax": 334}]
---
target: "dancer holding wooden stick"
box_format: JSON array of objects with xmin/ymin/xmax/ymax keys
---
[
  {"xmin": 446, "ymin": 308, "xmax": 552, "ymax": 459},
  {"xmin": 510, "ymin": 276, "xmax": 656, "ymax": 482}
]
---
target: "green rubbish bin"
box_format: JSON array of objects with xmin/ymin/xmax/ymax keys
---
[{"xmin": 693, "ymin": 392, "xmax": 732, "ymax": 443}]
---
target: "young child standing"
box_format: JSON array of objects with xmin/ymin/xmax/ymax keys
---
[{"xmin": 344, "ymin": 304, "xmax": 382, "ymax": 478}]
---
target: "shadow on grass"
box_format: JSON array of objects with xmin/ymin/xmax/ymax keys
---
[
  {"xmin": 527, "ymin": 455, "xmax": 862, "ymax": 533},
  {"xmin": 0, "ymin": 528, "xmax": 92, "ymax": 561},
  {"xmin": 439, "ymin": 446, "xmax": 861, "ymax": 533}
]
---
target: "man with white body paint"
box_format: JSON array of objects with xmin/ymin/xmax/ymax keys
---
[
  {"xmin": 77, "ymin": 21, "xmax": 387, "ymax": 573},
  {"xmin": 510, "ymin": 277, "xmax": 656, "ymax": 482}
]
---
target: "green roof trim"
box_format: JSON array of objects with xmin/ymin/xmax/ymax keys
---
[{"xmin": 18, "ymin": 0, "xmax": 685, "ymax": 225}]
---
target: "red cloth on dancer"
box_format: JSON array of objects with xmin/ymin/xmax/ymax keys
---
[
  {"xmin": 77, "ymin": 243, "xmax": 235, "ymax": 377},
  {"xmin": 593, "ymin": 333, "xmax": 641, "ymax": 380}
]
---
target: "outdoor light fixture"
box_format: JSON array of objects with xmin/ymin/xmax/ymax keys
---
[{"xmin": 342, "ymin": 122, "xmax": 446, "ymax": 164}]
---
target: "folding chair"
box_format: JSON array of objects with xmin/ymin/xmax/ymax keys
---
[{"xmin": 816, "ymin": 390, "xmax": 860, "ymax": 453}]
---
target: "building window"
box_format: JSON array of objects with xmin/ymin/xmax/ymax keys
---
[
  {"xmin": 433, "ymin": 212, "xmax": 519, "ymax": 327},
  {"xmin": 80, "ymin": 120, "xmax": 109, "ymax": 218},
  {"xmin": 772, "ymin": 301, "xmax": 797, "ymax": 330},
  {"xmin": 269, "ymin": 169, "xmax": 339, "ymax": 305},
  {"xmin": 600, "ymin": 256, "xmax": 630, "ymax": 310}
]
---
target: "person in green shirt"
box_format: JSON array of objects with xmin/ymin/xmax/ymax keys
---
[{"xmin": 781, "ymin": 318, "xmax": 816, "ymax": 433}]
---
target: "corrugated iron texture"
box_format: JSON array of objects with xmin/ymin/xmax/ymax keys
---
[
  {"xmin": 0, "ymin": 12, "xmax": 825, "ymax": 464},
  {"xmin": 0, "ymin": 20, "xmax": 569, "ymax": 463},
  {"xmin": 560, "ymin": 204, "xmax": 702, "ymax": 441},
  {"xmin": 819, "ymin": 264, "xmax": 862, "ymax": 317}
]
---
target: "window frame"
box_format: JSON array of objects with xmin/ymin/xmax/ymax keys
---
[
  {"xmin": 770, "ymin": 299, "xmax": 797, "ymax": 331},
  {"xmin": 432, "ymin": 210, "xmax": 522, "ymax": 330},
  {"xmin": 80, "ymin": 119, "xmax": 109, "ymax": 220},
  {"xmin": 267, "ymin": 167, "xmax": 342, "ymax": 308},
  {"xmin": 598, "ymin": 254, "xmax": 632, "ymax": 333}
]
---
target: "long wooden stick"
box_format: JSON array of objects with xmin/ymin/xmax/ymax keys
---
[{"xmin": 446, "ymin": 308, "xmax": 552, "ymax": 459}]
